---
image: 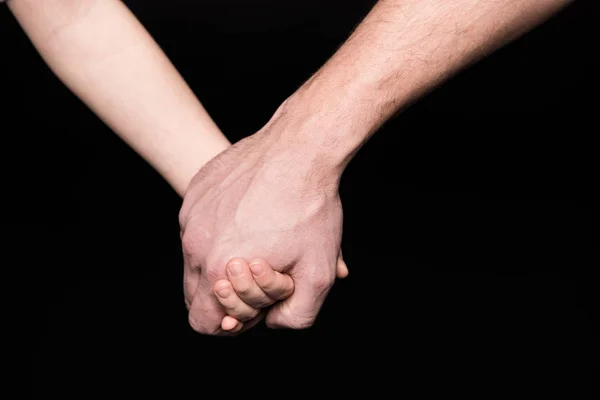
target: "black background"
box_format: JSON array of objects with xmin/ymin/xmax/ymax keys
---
[{"xmin": 1, "ymin": 0, "xmax": 595, "ymax": 396}]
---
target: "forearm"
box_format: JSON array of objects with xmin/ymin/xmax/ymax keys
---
[
  {"xmin": 8, "ymin": 0, "xmax": 229, "ymax": 196},
  {"xmin": 273, "ymin": 0, "xmax": 573, "ymax": 176}
]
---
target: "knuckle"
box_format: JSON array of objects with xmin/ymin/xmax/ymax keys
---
[
  {"xmin": 269, "ymin": 304, "xmax": 317, "ymax": 330},
  {"xmin": 291, "ymin": 320, "xmax": 315, "ymax": 329},
  {"xmin": 245, "ymin": 297, "xmax": 272, "ymax": 309},
  {"xmin": 281, "ymin": 279, "xmax": 295, "ymax": 294},
  {"xmin": 205, "ymin": 264, "xmax": 225, "ymax": 285},
  {"xmin": 237, "ymin": 309, "xmax": 259, "ymax": 322},
  {"xmin": 233, "ymin": 283, "xmax": 253, "ymax": 295},
  {"xmin": 187, "ymin": 313, "xmax": 204, "ymax": 333},
  {"xmin": 291, "ymin": 310, "xmax": 318, "ymax": 329},
  {"xmin": 178, "ymin": 209, "xmax": 187, "ymax": 232},
  {"xmin": 204, "ymin": 252, "xmax": 231, "ymax": 283},
  {"xmin": 188, "ymin": 313, "xmax": 220, "ymax": 335},
  {"xmin": 181, "ymin": 229, "xmax": 202, "ymax": 258},
  {"xmin": 268, "ymin": 315, "xmax": 315, "ymax": 330},
  {"xmin": 255, "ymin": 277, "xmax": 274, "ymax": 292},
  {"xmin": 261, "ymin": 271, "xmax": 279, "ymax": 287},
  {"xmin": 181, "ymin": 224, "xmax": 214, "ymax": 263},
  {"xmin": 253, "ymin": 298, "xmax": 274, "ymax": 308},
  {"xmin": 309, "ymin": 275, "xmax": 334, "ymax": 295}
]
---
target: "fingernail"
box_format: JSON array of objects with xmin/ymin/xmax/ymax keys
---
[
  {"xmin": 217, "ymin": 286, "xmax": 231, "ymax": 298},
  {"xmin": 249, "ymin": 262, "xmax": 264, "ymax": 276},
  {"xmin": 228, "ymin": 262, "xmax": 243, "ymax": 277}
]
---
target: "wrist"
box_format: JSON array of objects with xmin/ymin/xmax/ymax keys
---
[
  {"xmin": 257, "ymin": 99, "xmax": 348, "ymax": 187},
  {"xmin": 167, "ymin": 135, "xmax": 230, "ymax": 197},
  {"xmin": 261, "ymin": 84, "xmax": 375, "ymax": 183},
  {"xmin": 264, "ymin": 53, "xmax": 407, "ymax": 177}
]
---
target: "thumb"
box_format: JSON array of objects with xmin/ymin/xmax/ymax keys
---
[
  {"xmin": 265, "ymin": 263, "xmax": 335, "ymax": 330},
  {"xmin": 336, "ymin": 249, "xmax": 349, "ymax": 279}
]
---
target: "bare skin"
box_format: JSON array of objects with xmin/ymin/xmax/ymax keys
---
[
  {"xmin": 5, "ymin": 0, "xmax": 573, "ymax": 335},
  {"xmin": 6, "ymin": 0, "xmax": 347, "ymax": 329},
  {"xmin": 180, "ymin": 0, "xmax": 574, "ymax": 335}
]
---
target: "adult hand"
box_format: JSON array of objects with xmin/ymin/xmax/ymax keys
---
[
  {"xmin": 179, "ymin": 101, "xmax": 346, "ymax": 335},
  {"xmin": 214, "ymin": 253, "xmax": 349, "ymax": 334}
]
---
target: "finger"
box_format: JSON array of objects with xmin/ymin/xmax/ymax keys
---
[
  {"xmin": 336, "ymin": 252, "xmax": 349, "ymax": 279},
  {"xmin": 183, "ymin": 268, "xmax": 200, "ymax": 310},
  {"xmin": 221, "ymin": 315, "xmax": 244, "ymax": 333},
  {"xmin": 265, "ymin": 262, "xmax": 335, "ymax": 330},
  {"xmin": 188, "ymin": 271, "xmax": 228, "ymax": 335},
  {"xmin": 214, "ymin": 279, "xmax": 260, "ymax": 322},
  {"xmin": 227, "ymin": 258, "xmax": 279, "ymax": 308},
  {"xmin": 249, "ymin": 259, "xmax": 295, "ymax": 301},
  {"xmin": 221, "ymin": 310, "xmax": 266, "ymax": 335}
]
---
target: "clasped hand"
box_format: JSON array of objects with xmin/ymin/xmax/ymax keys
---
[{"xmin": 179, "ymin": 107, "xmax": 347, "ymax": 335}]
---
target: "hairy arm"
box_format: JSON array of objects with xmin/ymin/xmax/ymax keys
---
[
  {"xmin": 270, "ymin": 0, "xmax": 573, "ymax": 176},
  {"xmin": 178, "ymin": 0, "xmax": 575, "ymax": 333},
  {"xmin": 7, "ymin": 0, "xmax": 229, "ymax": 196}
]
